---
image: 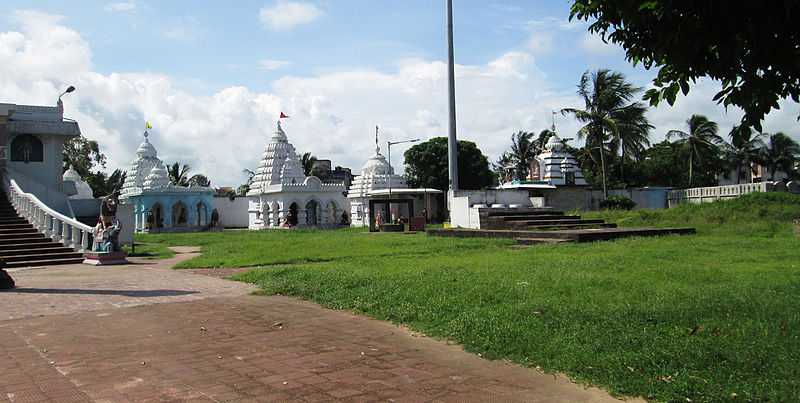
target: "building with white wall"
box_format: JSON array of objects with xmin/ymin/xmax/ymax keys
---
[{"xmin": 247, "ymin": 121, "xmax": 348, "ymax": 229}]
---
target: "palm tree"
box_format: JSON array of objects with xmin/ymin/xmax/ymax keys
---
[
  {"xmin": 300, "ymin": 152, "xmax": 317, "ymax": 176},
  {"xmin": 561, "ymin": 69, "xmax": 651, "ymax": 188},
  {"xmin": 167, "ymin": 162, "xmax": 191, "ymax": 186},
  {"xmin": 509, "ymin": 131, "xmax": 535, "ymax": 179},
  {"xmin": 611, "ymin": 103, "xmax": 653, "ymax": 181},
  {"xmin": 726, "ymin": 125, "xmax": 765, "ymax": 183},
  {"xmin": 761, "ymin": 132, "xmax": 800, "ymax": 180},
  {"xmin": 666, "ymin": 115, "xmax": 724, "ymax": 187},
  {"xmin": 533, "ymin": 129, "xmax": 555, "ymax": 155}
]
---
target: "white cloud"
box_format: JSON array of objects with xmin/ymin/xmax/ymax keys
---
[
  {"xmin": 259, "ymin": 1, "xmax": 323, "ymax": 31},
  {"xmin": 104, "ymin": 2, "xmax": 136, "ymax": 12},
  {"xmin": 527, "ymin": 32, "xmax": 553, "ymax": 55},
  {"xmin": 259, "ymin": 59, "xmax": 291, "ymax": 71},
  {"xmin": 2, "ymin": 10, "xmax": 797, "ymax": 189}
]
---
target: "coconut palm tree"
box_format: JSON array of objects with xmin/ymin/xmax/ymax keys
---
[
  {"xmin": 561, "ymin": 69, "xmax": 652, "ymax": 187},
  {"xmin": 509, "ymin": 131, "xmax": 535, "ymax": 179},
  {"xmin": 168, "ymin": 162, "xmax": 191, "ymax": 186},
  {"xmin": 761, "ymin": 132, "xmax": 800, "ymax": 180},
  {"xmin": 726, "ymin": 125, "xmax": 765, "ymax": 183},
  {"xmin": 666, "ymin": 115, "xmax": 724, "ymax": 187},
  {"xmin": 300, "ymin": 152, "xmax": 317, "ymax": 176}
]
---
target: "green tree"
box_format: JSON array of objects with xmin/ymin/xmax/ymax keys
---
[
  {"xmin": 508, "ymin": 131, "xmax": 535, "ymax": 180},
  {"xmin": 86, "ymin": 169, "xmax": 127, "ymax": 198},
  {"xmin": 760, "ymin": 132, "xmax": 800, "ymax": 180},
  {"xmin": 63, "ymin": 136, "xmax": 106, "ymax": 177},
  {"xmin": 726, "ymin": 125, "xmax": 765, "ymax": 184},
  {"xmin": 561, "ymin": 69, "xmax": 651, "ymax": 187},
  {"xmin": 188, "ymin": 174, "xmax": 211, "ymax": 187},
  {"xmin": 167, "ymin": 162, "xmax": 191, "ymax": 186},
  {"xmin": 300, "ymin": 152, "xmax": 317, "ymax": 176},
  {"xmin": 666, "ymin": 115, "xmax": 724, "ymax": 187},
  {"xmin": 404, "ymin": 137, "xmax": 494, "ymax": 191},
  {"xmin": 570, "ymin": 1, "xmax": 800, "ymax": 131}
]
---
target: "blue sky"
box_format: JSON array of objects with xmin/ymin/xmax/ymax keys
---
[{"xmin": 0, "ymin": 1, "xmax": 796, "ymax": 186}]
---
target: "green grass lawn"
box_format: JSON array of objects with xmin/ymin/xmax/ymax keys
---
[{"xmin": 136, "ymin": 192, "xmax": 800, "ymax": 402}]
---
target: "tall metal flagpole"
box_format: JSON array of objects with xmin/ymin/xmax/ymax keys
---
[{"xmin": 446, "ymin": 0, "xmax": 459, "ymax": 193}]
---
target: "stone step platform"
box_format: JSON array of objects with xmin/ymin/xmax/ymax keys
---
[
  {"xmin": 0, "ymin": 235, "xmax": 48, "ymax": 245},
  {"xmin": 483, "ymin": 208, "xmax": 560, "ymax": 217},
  {"xmin": 2, "ymin": 246, "xmax": 76, "ymax": 256},
  {"xmin": 0, "ymin": 223, "xmax": 34, "ymax": 230},
  {"xmin": 488, "ymin": 218, "xmax": 608, "ymax": 227},
  {"xmin": 2, "ymin": 251, "xmax": 84, "ymax": 264},
  {"xmin": 0, "ymin": 229, "xmax": 40, "ymax": 238},
  {"xmin": 516, "ymin": 237, "xmax": 575, "ymax": 245},
  {"xmin": 3, "ymin": 256, "xmax": 85, "ymax": 268},
  {"xmin": 490, "ymin": 214, "xmax": 581, "ymax": 221},
  {"xmin": 428, "ymin": 227, "xmax": 695, "ymax": 243}
]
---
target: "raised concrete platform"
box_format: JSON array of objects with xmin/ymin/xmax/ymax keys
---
[{"xmin": 428, "ymin": 227, "xmax": 696, "ymax": 243}]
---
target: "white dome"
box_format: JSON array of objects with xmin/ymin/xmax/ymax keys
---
[
  {"xmin": 136, "ymin": 132, "xmax": 158, "ymax": 158},
  {"xmin": 143, "ymin": 162, "xmax": 170, "ymax": 190},
  {"xmin": 545, "ymin": 135, "xmax": 564, "ymax": 152},
  {"xmin": 249, "ymin": 121, "xmax": 307, "ymax": 193},
  {"xmin": 63, "ymin": 167, "xmax": 94, "ymax": 199},
  {"xmin": 361, "ymin": 152, "xmax": 393, "ymax": 176}
]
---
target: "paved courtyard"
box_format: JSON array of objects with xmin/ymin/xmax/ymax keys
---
[{"xmin": 0, "ymin": 249, "xmax": 636, "ymax": 402}]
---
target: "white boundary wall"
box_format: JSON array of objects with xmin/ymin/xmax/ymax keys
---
[
  {"xmin": 668, "ymin": 181, "xmax": 799, "ymax": 207},
  {"xmin": 212, "ymin": 196, "xmax": 249, "ymax": 228}
]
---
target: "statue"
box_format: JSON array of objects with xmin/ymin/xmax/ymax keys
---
[
  {"xmin": 84, "ymin": 191, "xmax": 128, "ymax": 265},
  {"xmin": 340, "ymin": 211, "xmax": 350, "ymax": 226},
  {"xmin": 92, "ymin": 218, "xmax": 123, "ymax": 252}
]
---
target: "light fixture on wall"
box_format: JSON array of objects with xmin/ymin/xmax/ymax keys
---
[{"xmin": 57, "ymin": 86, "xmax": 76, "ymax": 107}]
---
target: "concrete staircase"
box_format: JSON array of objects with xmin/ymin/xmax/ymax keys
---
[
  {"xmin": 481, "ymin": 209, "xmax": 617, "ymax": 231},
  {"xmin": 429, "ymin": 207, "xmax": 695, "ymax": 244},
  {"xmin": 0, "ymin": 191, "xmax": 84, "ymax": 268}
]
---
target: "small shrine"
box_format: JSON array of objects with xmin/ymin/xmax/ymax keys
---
[
  {"xmin": 347, "ymin": 128, "xmax": 440, "ymax": 230},
  {"xmin": 532, "ymin": 134, "xmax": 588, "ymax": 186},
  {"xmin": 500, "ymin": 133, "xmax": 587, "ymax": 190},
  {"xmin": 247, "ymin": 121, "xmax": 348, "ymax": 229},
  {"xmin": 119, "ymin": 129, "xmax": 214, "ymax": 232}
]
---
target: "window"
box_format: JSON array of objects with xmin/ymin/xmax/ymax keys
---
[{"xmin": 10, "ymin": 134, "xmax": 44, "ymax": 163}]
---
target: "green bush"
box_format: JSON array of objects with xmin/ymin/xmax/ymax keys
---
[{"xmin": 599, "ymin": 195, "xmax": 636, "ymax": 210}]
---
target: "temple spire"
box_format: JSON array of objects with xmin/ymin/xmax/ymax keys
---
[
  {"xmin": 375, "ymin": 125, "xmax": 381, "ymax": 155},
  {"xmin": 551, "ymin": 110, "xmax": 557, "ymax": 133}
]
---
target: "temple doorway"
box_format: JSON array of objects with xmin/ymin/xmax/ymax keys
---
[
  {"xmin": 306, "ymin": 200, "xmax": 319, "ymax": 225},
  {"xmin": 288, "ymin": 203, "xmax": 299, "ymax": 226},
  {"xmin": 148, "ymin": 203, "xmax": 164, "ymax": 229},
  {"xmin": 326, "ymin": 201, "xmax": 338, "ymax": 224},
  {"xmin": 172, "ymin": 201, "xmax": 188, "ymax": 227},
  {"xmin": 196, "ymin": 202, "xmax": 207, "ymax": 226}
]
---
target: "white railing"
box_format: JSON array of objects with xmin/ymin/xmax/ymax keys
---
[
  {"xmin": 667, "ymin": 182, "xmax": 778, "ymax": 207},
  {"xmin": 5, "ymin": 179, "xmax": 94, "ymax": 252}
]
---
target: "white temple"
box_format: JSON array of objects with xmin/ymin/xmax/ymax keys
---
[
  {"xmin": 532, "ymin": 134, "xmax": 587, "ymax": 186},
  {"xmin": 120, "ymin": 130, "xmax": 214, "ymax": 232},
  {"xmin": 247, "ymin": 121, "xmax": 348, "ymax": 229},
  {"xmin": 347, "ymin": 129, "xmax": 441, "ymax": 229}
]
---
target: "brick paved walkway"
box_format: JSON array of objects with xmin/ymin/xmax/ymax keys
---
[{"xmin": 0, "ymin": 249, "xmax": 638, "ymax": 402}]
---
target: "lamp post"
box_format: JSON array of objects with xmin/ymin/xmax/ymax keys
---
[
  {"xmin": 387, "ymin": 138, "xmax": 420, "ymax": 198},
  {"xmin": 57, "ymin": 86, "xmax": 76, "ymax": 113}
]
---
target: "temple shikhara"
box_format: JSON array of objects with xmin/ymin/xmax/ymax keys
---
[
  {"xmin": 120, "ymin": 130, "xmax": 214, "ymax": 232},
  {"xmin": 247, "ymin": 121, "xmax": 347, "ymax": 229}
]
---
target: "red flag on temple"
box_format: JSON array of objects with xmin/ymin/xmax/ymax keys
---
[{"xmin": 280, "ymin": 112, "xmax": 289, "ymax": 119}]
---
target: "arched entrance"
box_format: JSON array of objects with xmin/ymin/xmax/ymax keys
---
[
  {"xmin": 288, "ymin": 202, "xmax": 299, "ymax": 226},
  {"xmin": 305, "ymin": 200, "xmax": 319, "ymax": 225},
  {"xmin": 196, "ymin": 202, "xmax": 208, "ymax": 227},
  {"xmin": 147, "ymin": 203, "xmax": 164, "ymax": 229},
  {"xmin": 172, "ymin": 201, "xmax": 188, "ymax": 227},
  {"xmin": 326, "ymin": 200, "xmax": 338, "ymax": 224}
]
